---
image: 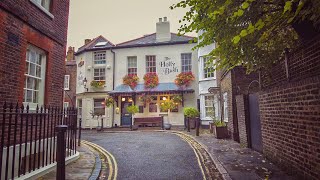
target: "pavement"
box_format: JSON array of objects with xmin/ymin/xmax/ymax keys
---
[
  {"xmin": 82, "ymin": 131, "xmax": 205, "ymax": 180},
  {"xmin": 40, "ymin": 145, "xmax": 96, "ymax": 180},
  {"xmin": 185, "ymin": 129, "xmax": 297, "ymax": 180}
]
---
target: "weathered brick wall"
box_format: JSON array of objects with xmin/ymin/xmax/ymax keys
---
[
  {"xmin": 236, "ymin": 95, "xmax": 249, "ymax": 147},
  {"xmin": 259, "ymin": 35, "xmax": 320, "ymax": 179},
  {"xmin": 64, "ymin": 61, "xmax": 77, "ymax": 107},
  {"xmin": 0, "ymin": 1, "xmax": 70, "ymax": 107}
]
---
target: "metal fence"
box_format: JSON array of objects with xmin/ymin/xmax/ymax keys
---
[{"xmin": 0, "ymin": 102, "xmax": 79, "ymax": 180}]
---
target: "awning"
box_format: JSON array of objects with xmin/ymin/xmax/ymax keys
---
[{"xmin": 109, "ymin": 82, "xmax": 194, "ymax": 96}]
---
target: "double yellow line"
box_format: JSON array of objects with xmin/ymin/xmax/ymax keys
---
[
  {"xmin": 173, "ymin": 132, "xmax": 211, "ymax": 180},
  {"xmin": 82, "ymin": 140, "xmax": 118, "ymax": 180}
]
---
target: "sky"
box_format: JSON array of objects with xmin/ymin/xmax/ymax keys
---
[{"xmin": 67, "ymin": 0, "xmax": 196, "ymax": 50}]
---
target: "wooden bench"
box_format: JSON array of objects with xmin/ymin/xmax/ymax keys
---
[{"xmin": 134, "ymin": 117, "xmax": 163, "ymax": 128}]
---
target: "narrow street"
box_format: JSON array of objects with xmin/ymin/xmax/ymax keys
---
[{"xmin": 82, "ymin": 131, "xmax": 204, "ymax": 180}]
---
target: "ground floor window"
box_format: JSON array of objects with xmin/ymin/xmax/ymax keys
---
[
  {"xmin": 223, "ymin": 92, "xmax": 228, "ymax": 122},
  {"xmin": 94, "ymin": 99, "xmax": 105, "ymax": 116},
  {"xmin": 149, "ymin": 96, "xmax": 157, "ymax": 113},
  {"xmin": 77, "ymin": 99, "xmax": 82, "ymax": 118},
  {"xmin": 204, "ymin": 95, "xmax": 215, "ymax": 118}
]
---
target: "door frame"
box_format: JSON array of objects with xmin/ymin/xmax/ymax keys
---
[{"xmin": 120, "ymin": 96, "xmax": 133, "ymax": 126}]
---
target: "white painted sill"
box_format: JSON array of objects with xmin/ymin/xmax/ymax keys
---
[
  {"xmin": 199, "ymin": 77, "xmax": 216, "ymax": 82},
  {"xmin": 29, "ymin": 0, "xmax": 54, "ymax": 19}
]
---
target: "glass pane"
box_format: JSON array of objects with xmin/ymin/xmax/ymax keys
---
[
  {"xmin": 25, "ymin": 62, "xmax": 29, "ymax": 74},
  {"xmin": 36, "ymin": 66, "xmax": 41, "ymax": 77},
  {"xmin": 34, "ymin": 79, "xmax": 39, "ymax": 90},
  {"xmin": 30, "ymin": 51, "xmax": 36, "ymax": 63},
  {"xmin": 26, "ymin": 90, "xmax": 32, "ymax": 102},
  {"xmin": 30, "ymin": 64, "xmax": 36, "ymax": 76},
  {"xmin": 37, "ymin": 55, "xmax": 42, "ymax": 65},
  {"xmin": 149, "ymin": 103, "xmax": 157, "ymax": 113},
  {"xmin": 27, "ymin": 77, "xmax": 34, "ymax": 89},
  {"xmin": 33, "ymin": 91, "xmax": 38, "ymax": 103}
]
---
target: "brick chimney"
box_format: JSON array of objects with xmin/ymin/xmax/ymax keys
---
[
  {"xmin": 66, "ymin": 46, "xmax": 75, "ymax": 61},
  {"xmin": 156, "ymin": 17, "xmax": 171, "ymax": 42},
  {"xmin": 84, "ymin": 39, "xmax": 91, "ymax": 45}
]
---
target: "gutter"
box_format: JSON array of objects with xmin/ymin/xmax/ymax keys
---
[{"xmin": 111, "ymin": 48, "xmax": 116, "ymax": 128}]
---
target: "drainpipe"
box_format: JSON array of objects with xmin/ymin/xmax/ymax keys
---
[{"xmin": 111, "ymin": 49, "xmax": 116, "ymax": 127}]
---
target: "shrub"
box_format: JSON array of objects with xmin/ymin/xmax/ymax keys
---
[{"xmin": 183, "ymin": 107, "xmax": 200, "ymax": 118}]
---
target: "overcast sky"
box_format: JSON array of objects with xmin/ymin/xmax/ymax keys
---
[{"xmin": 67, "ymin": 0, "xmax": 195, "ymax": 50}]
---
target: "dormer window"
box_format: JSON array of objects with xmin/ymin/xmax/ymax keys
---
[{"xmin": 94, "ymin": 51, "xmax": 106, "ymax": 64}]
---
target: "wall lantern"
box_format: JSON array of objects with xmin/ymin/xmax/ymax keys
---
[
  {"xmin": 162, "ymin": 97, "xmax": 167, "ymax": 101},
  {"xmin": 116, "ymin": 107, "xmax": 120, "ymax": 114},
  {"xmin": 122, "ymin": 97, "xmax": 126, "ymax": 102}
]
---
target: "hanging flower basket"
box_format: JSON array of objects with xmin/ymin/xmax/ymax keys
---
[
  {"xmin": 139, "ymin": 93, "xmax": 154, "ymax": 107},
  {"xmin": 123, "ymin": 74, "xmax": 139, "ymax": 88},
  {"xmin": 174, "ymin": 72, "xmax": 195, "ymax": 87},
  {"xmin": 105, "ymin": 97, "xmax": 115, "ymax": 108},
  {"xmin": 171, "ymin": 95, "xmax": 183, "ymax": 104},
  {"xmin": 143, "ymin": 73, "xmax": 159, "ymax": 88},
  {"xmin": 90, "ymin": 80, "xmax": 105, "ymax": 88}
]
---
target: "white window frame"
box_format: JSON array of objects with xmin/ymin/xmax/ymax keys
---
[
  {"xmin": 64, "ymin": 75, "xmax": 70, "ymax": 90},
  {"xmin": 93, "ymin": 51, "xmax": 106, "ymax": 65},
  {"xmin": 146, "ymin": 55, "xmax": 156, "ymax": 73},
  {"xmin": 77, "ymin": 99, "xmax": 82, "ymax": 118},
  {"xmin": 202, "ymin": 56, "xmax": 215, "ymax": 80},
  {"xmin": 204, "ymin": 95, "xmax": 215, "ymax": 118},
  {"xmin": 93, "ymin": 99, "xmax": 105, "ymax": 116},
  {"xmin": 24, "ymin": 45, "xmax": 47, "ymax": 109},
  {"xmin": 223, "ymin": 92, "xmax": 228, "ymax": 122},
  {"xmin": 30, "ymin": 0, "xmax": 54, "ymax": 19},
  {"xmin": 93, "ymin": 68, "xmax": 106, "ymax": 81},
  {"xmin": 127, "ymin": 56, "xmax": 137, "ymax": 75},
  {"xmin": 181, "ymin": 53, "xmax": 192, "ymax": 72}
]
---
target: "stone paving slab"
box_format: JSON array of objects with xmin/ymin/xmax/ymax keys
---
[
  {"xmin": 184, "ymin": 130, "xmax": 297, "ymax": 180},
  {"xmin": 39, "ymin": 145, "xmax": 95, "ymax": 180}
]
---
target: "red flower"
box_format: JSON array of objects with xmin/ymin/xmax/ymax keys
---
[{"xmin": 143, "ymin": 73, "xmax": 159, "ymax": 88}]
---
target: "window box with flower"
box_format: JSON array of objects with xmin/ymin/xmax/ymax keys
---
[
  {"xmin": 123, "ymin": 74, "xmax": 139, "ymax": 88},
  {"xmin": 90, "ymin": 80, "xmax": 105, "ymax": 89},
  {"xmin": 143, "ymin": 73, "xmax": 159, "ymax": 88},
  {"xmin": 175, "ymin": 72, "xmax": 195, "ymax": 87}
]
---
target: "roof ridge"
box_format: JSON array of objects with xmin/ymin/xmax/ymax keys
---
[
  {"xmin": 116, "ymin": 33, "xmax": 156, "ymax": 46},
  {"xmin": 171, "ymin": 32, "xmax": 195, "ymax": 39}
]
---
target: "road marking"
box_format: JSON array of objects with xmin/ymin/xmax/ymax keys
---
[
  {"xmin": 82, "ymin": 140, "xmax": 118, "ymax": 180},
  {"xmin": 175, "ymin": 133, "xmax": 207, "ymax": 180}
]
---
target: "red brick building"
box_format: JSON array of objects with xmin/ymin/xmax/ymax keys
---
[
  {"xmin": 64, "ymin": 47, "xmax": 77, "ymax": 108},
  {"xmin": 0, "ymin": 0, "xmax": 70, "ymax": 108}
]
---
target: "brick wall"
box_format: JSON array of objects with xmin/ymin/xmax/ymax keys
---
[
  {"xmin": 64, "ymin": 60, "xmax": 77, "ymax": 107},
  {"xmin": 236, "ymin": 95, "xmax": 249, "ymax": 147},
  {"xmin": 0, "ymin": 1, "xmax": 70, "ymax": 107},
  {"xmin": 259, "ymin": 35, "xmax": 320, "ymax": 179}
]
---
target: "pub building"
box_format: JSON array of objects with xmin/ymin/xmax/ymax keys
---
[{"xmin": 75, "ymin": 17, "xmax": 199, "ymax": 129}]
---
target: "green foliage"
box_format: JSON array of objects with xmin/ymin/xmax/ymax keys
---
[
  {"xmin": 160, "ymin": 100, "xmax": 175, "ymax": 112},
  {"xmin": 213, "ymin": 120, "xmax": 226, "ymax": 127},
  {"xmin": 171, "ymin": 0, "xmax": 320, "ymax": 72},
  {"xmin": 183, "ymin": 107, "xmax": 200, "ymax": 118},
  {"xmin": 126, "ymin": 105, "xmax": 139, "ymax": 115}
]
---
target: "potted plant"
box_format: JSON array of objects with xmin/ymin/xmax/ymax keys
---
[
  {"xmin": 160, "ymin": 100, "xmax": 175, "ymax": 130},
  {"xmin": 126, "ymin": 105, "xmax": 139, "ymax": 130},
  {"xmin": 175, "ymin": 72, "xmax": 195, "ymax": 87},
  {"xmin": 212, "ymin": 120, "xmax": 228, "ymax": 139},
  {"xmin": 105, "ymin": 97, "xmax": 115, "ymax": 108},
  {"xmin": 90, "ymin": 80, "xmax": 105, "ymax": 89},
  {"xmin": 143, "ymin": 73, "xmax": 159, "ymax": 88},
  {"xmin": 183, "ymin": 107, "xmax": 200, "ymax": 129},
  {"xmin": 123, "ymin": 74, "xmax": 139, "ymax": 89},
  {"xmin": 171, "ymin": 95, "xmax": 183, "ymax": 104}
]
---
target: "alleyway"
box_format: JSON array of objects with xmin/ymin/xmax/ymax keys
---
[{"xmin": 82, "ymin": 131, "xmax": 204, "ymax": 180}]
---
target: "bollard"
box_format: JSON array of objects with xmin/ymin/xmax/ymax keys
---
[
  {"xmin": 187, "ymin": 118, "xmax": 190, "ymax": 132},
  {"xmin": 196, "ymin": 118, "xmax": 200, "ymax": 136},
  {"xmin": 78, "ymin": 119, "xmax": 82, "ymax": 146},
  {"xmin": 56, "ymin": 125, "xmax": 68, "ymax": 180}
]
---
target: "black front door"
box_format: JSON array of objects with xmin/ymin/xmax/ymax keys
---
[
  {"xmin": 121, "ymin": 101, "xmax": 132, "ymax": 126},
  {"xmin": 248, "ymin": 93, "xmax": 263, "ymax": 152}
]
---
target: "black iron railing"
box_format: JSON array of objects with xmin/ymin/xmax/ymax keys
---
[{"xmin": 0, "ymin": 102, "xmax": 79, "ymax": 180}]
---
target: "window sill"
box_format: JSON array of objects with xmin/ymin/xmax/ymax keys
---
[
  {"xmin": 199, "ymin": 77, "xmax": 216, "ymax": 82},
  {"xmin": 30, "ymin": 0, "xmax": 54, "ymax": 19}
]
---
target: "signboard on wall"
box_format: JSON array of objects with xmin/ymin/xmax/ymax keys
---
[{"xmin": 159, "ymin": 57, "xmax": 179, "ymax": 75}]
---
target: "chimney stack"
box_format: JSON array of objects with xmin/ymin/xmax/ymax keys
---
[
  {"xmin": 156, "ymin": 17, "xmax": 171, "ymax": 42},
  {"xmin": 84, "ymin": 39, "xmax": 91, "ymax": 45},
  {"xmin": 66, "ymin": 46, "xmax": 75, "ymax": 61}
]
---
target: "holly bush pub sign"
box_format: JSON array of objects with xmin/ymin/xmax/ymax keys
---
[{"xmin": 159, "ymin": 57, "xmax": 179, "ymax": 75}]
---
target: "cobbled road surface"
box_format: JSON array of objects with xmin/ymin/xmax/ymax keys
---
[{"xmin": 82, "ymin": 131, "xmax": 203, "ymax": 180}]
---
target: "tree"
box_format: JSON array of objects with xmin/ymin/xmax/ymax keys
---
[{"xmin": 171, "ymin": 0, "xmax": 320, "ymax": 72}]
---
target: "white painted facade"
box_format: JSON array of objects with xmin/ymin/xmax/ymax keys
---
[
  {"xmin": 198, "ymin": 42, "xmax": 220, "ymax": 125},
  {"xmin": 75, "ymin": 19, "xmax": 199, "ymax": 129}
]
